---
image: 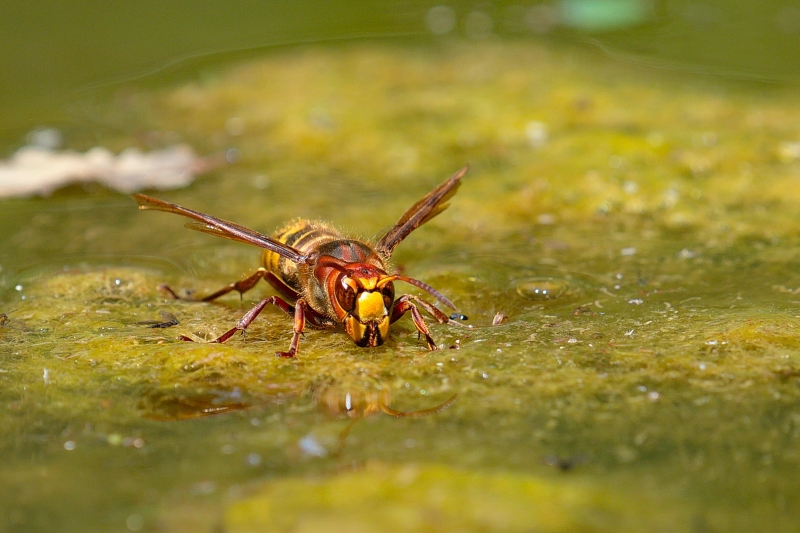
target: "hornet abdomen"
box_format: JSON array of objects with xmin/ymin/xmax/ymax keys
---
[{"xmin": 260, "ymin": 220, "xmax": 343, "ymax": 293}]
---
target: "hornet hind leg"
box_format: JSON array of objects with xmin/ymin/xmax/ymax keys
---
[
  {"xmin": 161, "ymin": 269, "xmax": 328, "ymax": 357},
  {"xmin": 159, "ymin": 267, "xmax": 299, "ymax": 302},
  {"xmin": 179, "ymin": 296, "xmax": 327, "ymax": 358}
]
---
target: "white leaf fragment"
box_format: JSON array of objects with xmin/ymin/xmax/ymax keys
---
[{"xmin": 0, "ymin": 143, "xmax": 221, "ymax": 198}]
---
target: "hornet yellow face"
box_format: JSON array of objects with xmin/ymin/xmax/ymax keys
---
[
  {"xmin": 335, "ymin": 274, "xmax": 395, "ymax": 347},
  {"xmin": 345, "ymin": 290, "xmax": 390, "ymax": 347}
]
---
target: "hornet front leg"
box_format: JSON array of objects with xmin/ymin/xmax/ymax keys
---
[{"xmin": 391, "ymin": 294, "xmax": 455, "ymax": 350}]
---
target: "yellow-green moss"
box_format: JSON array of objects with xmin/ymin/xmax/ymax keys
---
[{"xmin": 224, "ymin": 463, "xmax": 683, "ymax": 533}]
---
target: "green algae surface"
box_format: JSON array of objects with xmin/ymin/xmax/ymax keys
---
[
  {"xmin": 223, "ymin": 463, "xmax": 681, "ymax": 533},
  {"xmin": 5, "ymin": 41, "xmax": 800, "ymax": 532}
]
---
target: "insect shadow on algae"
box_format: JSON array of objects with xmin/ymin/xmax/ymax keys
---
[{"xmin": 133, "ymin": 166, "xmax": 470, "ymax": 357}]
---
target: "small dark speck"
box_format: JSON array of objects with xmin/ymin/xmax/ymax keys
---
[
  {"xmin": 449, "ymin": 313, "xmax": 469, "ymax": 321},
  {"xmin": 543, "ymin": 454, "xmax": 588, "ymax": 471}
]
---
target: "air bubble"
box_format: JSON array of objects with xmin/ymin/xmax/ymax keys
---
[{"xmin": 515, "ymin": 277, "xmax": 571, "ymax": 301}]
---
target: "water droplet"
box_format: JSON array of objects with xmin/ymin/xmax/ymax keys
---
[
  {"xmin": 126, "ymin": 514, "xmax": 144, "ymax": 531},
  {"xmin": 251, "ymin": 174, "xmax": 271, "ymax": 190},
  {"xmin": 515, "ymin": 277, "xmax": 572, "ymax": 301},
  {"xmin": 623, "ymin": 180, "xmax": 638, "ymax": 194},
  {"xmin": 426, "ymin": 5, "xmax": 457, "ymax": 34},
  {"xmin": 525, "ymin": 121, "xmax": 548, "ymax": 147},
  {"xmin": 298, "ymin": 435, "xmax": 327, "ymax": 458},
  {"xmin": 225, "ymin": 148, "xmax": 241, "ymax": 164}
]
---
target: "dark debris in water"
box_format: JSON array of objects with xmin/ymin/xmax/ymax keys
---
[
  {"xmin": 135, "ymin": 310, "xmax": 179, "ymax": 328},
  {"xmin": 543, "ymin": 454, "xmax": 589, "ymax": 472},
  {"xmin": 138, "ymin": 389, "xmax": 252, "ymax": 421}
]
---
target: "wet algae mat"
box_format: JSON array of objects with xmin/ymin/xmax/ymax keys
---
[{"xmin": 4, "ymin": 41, "xmax": 800, "ymax": 532}]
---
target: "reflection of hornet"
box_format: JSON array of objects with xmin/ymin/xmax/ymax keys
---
[
  {"xmin": 137, "ymin": 384, "xmax": 456, "ymax": 423},
  {"xmin": 134, "ymin": 166, "xmax": 468, "ymax": 357},
  {"xmin": 314, "ymin": 385, "xmax": 458, "ymax": 455},
  {"xmin": 314, "ymin": 385, "xmax": 458, "ymax": 419}
]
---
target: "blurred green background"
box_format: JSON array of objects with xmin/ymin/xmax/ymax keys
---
[{"xmin": 3, "ymin": 0, "xmax": 800, "ymax": 142}]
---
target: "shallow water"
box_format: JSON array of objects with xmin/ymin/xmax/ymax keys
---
[{"xmin": 4, "ymin": 39, "xmax": 800, "ymax": 532}]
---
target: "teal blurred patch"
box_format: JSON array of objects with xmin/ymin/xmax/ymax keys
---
[{"xmin": 561, "ymin": 0, "xmax": 651, "ymax": 31}]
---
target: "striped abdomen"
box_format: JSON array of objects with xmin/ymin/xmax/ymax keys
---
[{"xmin": 261, "ymin": 220, "xmax": 343, "ymax": 293}]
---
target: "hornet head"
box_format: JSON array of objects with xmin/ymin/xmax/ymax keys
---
[{"xmin": 333, "ymin": 267, "xmax": 395, "ymax": 347}]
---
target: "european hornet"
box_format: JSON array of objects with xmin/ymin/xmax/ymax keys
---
[{"xmin": 133, "ymin": 166, "xmax": 468, "ymax": 357}]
